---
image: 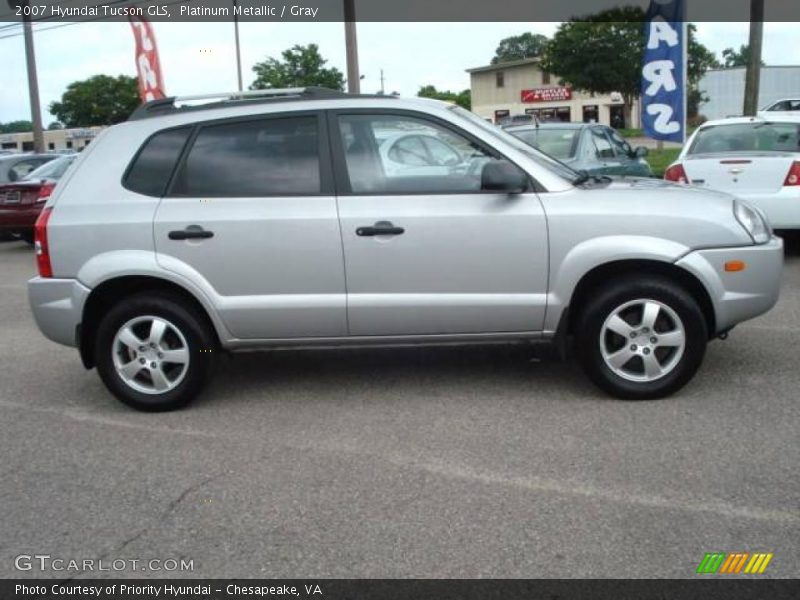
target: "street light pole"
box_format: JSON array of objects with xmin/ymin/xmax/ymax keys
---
[
  {"xmin": 743, "ymin": 0, "xmax": 764, "ymax": 116},
  {"xmin": 233, "ymin": 0, "xmax": 243, "ymax": 91},
  {"xmin": 12, "ymin": 0, "xmax": 45, "ymax": 153},
  {"xmin": 343, "ymin": 0, "xmax": 360, "ymax": 94}
]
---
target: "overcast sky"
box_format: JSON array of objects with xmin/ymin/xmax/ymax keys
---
[{"xmin": 0, "ymin": 21, "xmax": 798, "ymax": 123}]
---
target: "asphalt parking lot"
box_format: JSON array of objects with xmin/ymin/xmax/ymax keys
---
[{"xmin": 1, "ymin": 236, "xmax": 798, "ymax": 579}]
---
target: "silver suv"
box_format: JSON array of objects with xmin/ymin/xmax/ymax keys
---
[{"xmin": 28, "ymin": 88, "xmax": 783, "ymax": 411}]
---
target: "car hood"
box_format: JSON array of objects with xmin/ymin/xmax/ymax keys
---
[{"xmin": 551, "ymin": 176, "xmax": 756, "ymax": 249}]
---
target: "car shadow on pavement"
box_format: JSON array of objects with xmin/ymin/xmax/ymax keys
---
[{"xmin": 203, "ymin": 344, "xmax": 599, "ymax": 409}]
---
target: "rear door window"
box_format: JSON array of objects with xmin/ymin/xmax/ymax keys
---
[
  {"xmin": 171, "ymin": 116, "xmax": 321, "ymax": 197},
  {"xmin": 124, "ymin": 127, "xmax": 192, "ymax": 197}
]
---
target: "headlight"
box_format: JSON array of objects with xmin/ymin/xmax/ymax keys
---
[{"xmin": 734, "ymin": 200, "xmax": 770, "ymax": 244}]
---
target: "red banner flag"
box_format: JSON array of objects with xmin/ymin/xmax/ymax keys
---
[{"xmin": 128, "ymin": 16, "xmax": 166, "ymax": 103}]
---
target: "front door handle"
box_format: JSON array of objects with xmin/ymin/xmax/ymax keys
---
[
  {"xmin": 168, "ymin": 225, "xmax": 214, "ymax": 241},
  {"xmin": 356, "ymin": 221, "xmax": 405, "ymax": 237}
]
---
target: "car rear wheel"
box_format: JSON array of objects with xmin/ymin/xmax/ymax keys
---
[
  {"xmin": 575, "ymin": 276, "xmax": 708, "ymax": 400},
  {"xmin": 95, "ymin": 293, "xmax": 216, "ymax": 411}
]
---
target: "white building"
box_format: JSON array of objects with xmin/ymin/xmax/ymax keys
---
[
  {"xmin": 467, "ymin": 57, "xmax": 641, "ymax": 128},
  {"xmin": 699, "ymin": 65, "xmax": 800, "ymax": 120}
]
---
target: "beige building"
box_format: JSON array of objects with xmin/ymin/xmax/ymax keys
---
[
  {"xmin": 0, "ymin": 126, "xmax": 104, "ymax": 154},
  {"xmin": 467, "ymin": 58, "xmax": 640, "ymax": 128}
]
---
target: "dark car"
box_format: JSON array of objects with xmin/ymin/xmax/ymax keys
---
[
  {"xmin": 0, "ymin": 155, "xmax": 75, "ymax": 244},
  {"xmin": 505, "ymin": 122, "xmax": 653, "ymax": 177}
]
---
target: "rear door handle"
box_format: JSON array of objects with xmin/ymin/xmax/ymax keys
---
[
  {"xmin": 168, "ymin": 226, "xmax": 214, "ymax": 240},
  {"xmin": 356, "ymin": 222, "xmax": 405, "ymax": 237}
]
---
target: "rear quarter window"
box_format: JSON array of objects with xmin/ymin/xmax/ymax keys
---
[{"xmin": 123, "ymin": 127, "xmax": 192, "ymax": 197}]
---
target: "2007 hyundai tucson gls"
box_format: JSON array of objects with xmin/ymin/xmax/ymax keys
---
[{"xmin": 27, "ymin": 88, "xmax": 783, "ymax": 411}]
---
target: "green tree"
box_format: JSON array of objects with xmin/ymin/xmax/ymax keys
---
[
  {"xmin": 251, "ymin": 44, "xmax": 344, "ymax": 91},
  {"xmin": 49, "ymin": 75, "xmax": 139, "ymax": 127},
  {"xmin": 542, "ymin": 9, "xmax": 720, "ymax": 124},
  {"xmin": 491, "ymin": 33, "xmax": 549, "ymax": 64},
  {"xmin": 47, "ymin": 121, "xmax": 64, "ymax": 130},
  {"xmin": 722, "ymin": 44, "xmax": 765, "ymax": 68},
  {"xmin": 687, "ymin": 24, "xmax": 720, "ymax": 119},
  {"xmin": 417, "ymin": 85, "xmax": 471, "ymax": 110},
  {"xmin": 0, "ymin": 120, "xmax": 33, "ymax": 133}
]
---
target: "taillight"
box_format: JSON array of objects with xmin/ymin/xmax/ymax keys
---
[
  {"xmin": 36, "ymin": 182, "xmax": 55, "ymax": 203},
  {"xmin": 784, "ymin": 161, "xmax": 800, "ymax": 186},
  {"xmin": 664, "ymin": 163, "xmax": 689, "ymax": 184},
  {"xmin": 33, "ymin": 207, "xmax": 53, "ymax": 278}
]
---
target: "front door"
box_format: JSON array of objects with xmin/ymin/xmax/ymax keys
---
[
  {"xmin": 153, "ymin": 112, "xmax": 347, "ymax": 339},
  {"xmin": 330, "ymin": 111, "xmax": 549, "ymax": 337}
]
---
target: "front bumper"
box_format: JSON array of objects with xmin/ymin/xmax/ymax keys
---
[
  {"xmin": 28, "ymin": 277, "xmax": 91, "ymax": 348},
  {"xmin": 675, "ymin": 236, "xmax": 784, "ymax": 334}
]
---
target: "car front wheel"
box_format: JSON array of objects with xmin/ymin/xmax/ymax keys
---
[
  {"xmin": 95, "ymin": 293, "xmax": 216, "ymax": 411},
  {"xmin": 575, "ymin": 276, "xmax": 708, "ymax": 400}
]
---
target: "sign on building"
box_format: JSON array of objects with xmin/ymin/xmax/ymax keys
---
[{"xmin": 521, "ymin": 87, "xmax": 573, "ymax": 103}]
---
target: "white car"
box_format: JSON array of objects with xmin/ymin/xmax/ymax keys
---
[
  {"xmin": 665, "ymin": 116, "xmax": 800, "ymax": 229},
  {"xmin": 757, "ymin": 98, "xmax": 800, "ymax": 117}
]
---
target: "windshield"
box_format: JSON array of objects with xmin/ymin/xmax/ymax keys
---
[
  {"xmin": 23, "ymin": 155, "xmax": 75, "ymax": 181},
  {"xmin": 448, "ymin": 106, "xmax": 579, "ymax": 182},
  {"xmin": 688, "ymin": 122, "xmax": 800, "ymax": 154},
  {"xmin": 509, "ymin": 128, "xmax": 579, "ymax": 160}
]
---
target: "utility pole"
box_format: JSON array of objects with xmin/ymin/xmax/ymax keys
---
[
  {"xmin": 233, "ymin": 0, "xmax": 243, "ymax": 91},
  {"xmin": 380, "ymin": 69, "xmax": 385, "ymax": 95},
  {"xmin": 11, "ymin": 0, "xmax": 45, "ymax": 153},
  {"xmin": 743, "ymin": 0, "xmax": 764, "ymax": 116},
  {"xmin": 343, "ymin": 0, "xmax": 360, "ymax": 94}
]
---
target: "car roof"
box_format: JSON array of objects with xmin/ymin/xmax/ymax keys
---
[
  {"xmin": 0, "ymin": 153, "xmax": 58, "ymax": 162},
  {"xmin": 699, "ymin": 115, "xmax": 800, "ymax": 128},
  {"xmin": 505, "ymin": 122, "xmax": 587, "ymax": 132}
]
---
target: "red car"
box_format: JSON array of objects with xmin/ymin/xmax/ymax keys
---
[{"xmin": 0, "ymin": 155, "xmax": 75, "ymax": 244}]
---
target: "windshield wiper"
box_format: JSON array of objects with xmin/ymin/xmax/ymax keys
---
[{"xmin": 572, "ymin": 170, "xmax": 611, "ymax": 186}]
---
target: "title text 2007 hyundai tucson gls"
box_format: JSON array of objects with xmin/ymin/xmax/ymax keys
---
[{"xmin": 27, "ymin": 88, "xmax": 783, "ymax": 411}]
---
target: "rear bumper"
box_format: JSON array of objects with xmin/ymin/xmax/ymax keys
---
[
  {"xmin": 675, "ymin": 236, "xmax": 784, "ymax": 334},
  {"xmin": 28, "ymin": 277, "xmax": 91, "ymax": 347},
  {"xmin": 0, "ymin": 205, "xmax": 41, "ymax": 230}
]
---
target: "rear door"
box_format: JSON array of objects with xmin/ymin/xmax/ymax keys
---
[
  {"xmin": 330, "ymin": 110, "xmax": 549, "ymax": 337},
  {"xmin": 152, "ymin": 112, "xmax": 347, "ymax": 340}
]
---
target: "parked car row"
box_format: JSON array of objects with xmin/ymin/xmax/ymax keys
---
[{"xmin": 25, "ymin": 88, "xmax": 782, "ymax": 411}]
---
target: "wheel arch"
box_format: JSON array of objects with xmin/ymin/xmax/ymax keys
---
[
  {"xmin": 79, "ymin": 275, "xmax": 223, "ymax": 369},
  {"xmin": 561, "ymin": 259, "xmax": 717, "ymax": 341}
]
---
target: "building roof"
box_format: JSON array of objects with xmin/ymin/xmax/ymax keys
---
[{"xmin": 466, "ymin": 57, "xmax": 542, "ymax": 74}]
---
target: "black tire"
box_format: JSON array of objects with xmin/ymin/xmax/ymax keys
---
[
  {"xmin": 575, "ymin": 276, "xmax": 708, "ymax": 400},
  {"xmin": 19, "ymin": 230, "xmax": 34, "ymax": 245},
  {"xmin": 94, "ymin": 292, "xmax": 216, "ymax": 411}
]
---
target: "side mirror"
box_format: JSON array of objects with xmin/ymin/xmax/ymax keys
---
[
  {"xmin": 481, "ymin": 160, "xmax": 528, "ymax": 193},
  {"xmin": 633, "ymin": 146, "xmax": 649, "ymax": 158}
]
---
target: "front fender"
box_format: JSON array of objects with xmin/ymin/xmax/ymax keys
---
[{"xmin": 544, "ymin": 235, "xmax": 691, "ymax": 332}]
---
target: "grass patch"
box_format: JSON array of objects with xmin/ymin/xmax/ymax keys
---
[
  {"xmin": 647, "ymin": 148, "xmax": 681, "ymax": 178},
  {"xmin": 618, "ymin": 128, "xmax": 644, "ymax": 138}
]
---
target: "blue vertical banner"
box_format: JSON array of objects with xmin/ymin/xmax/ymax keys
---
[{"xmin": 641, "ymin": 0, "xmax": 687, "ymax": 143}]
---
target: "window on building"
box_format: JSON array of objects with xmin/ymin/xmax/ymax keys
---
[
  {"xmin": 496, "ymin": 71, "xmax": 505, "ymax": 88},
  {"xmin": 66, "ymin": 141, "xmax": 73, "ymax": 149},
  {"xmin": 582, "ymin": 105, "xmax": 599, "ymax": 124},
  {"xmin": 173, "ymin": 116, "xmax": 321, "ymax": 197},
  {"xmin": 542, "ymin": 72, "xmax": 551, "ymax": 85},
  {"xmin": 494, "ymin": 109, "xmax": 510, "ymax": 123},
  {"xmin": 22, "ymin": 141, "xmax": 34, "ymax": 152},
  {"xmin": 1, "ymin": 142, "xmax": 16, "ymax": 150},
  {"xmin": 48, "ymin": 143, "xmax": 55, "ymax": 150}
]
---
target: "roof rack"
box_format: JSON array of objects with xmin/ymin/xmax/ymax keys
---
[{"xmin": 128, "ymin": 87, "xmax": 387, "ymax": 121}]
